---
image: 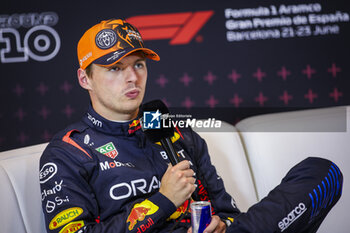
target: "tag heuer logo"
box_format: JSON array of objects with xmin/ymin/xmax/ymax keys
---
[{"xmin": 96, "ymin": 142, "xmax": 118, "ymax": 159}]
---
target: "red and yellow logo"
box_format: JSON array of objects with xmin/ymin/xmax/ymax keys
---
[
  {"xmin": 129, "ymin": 119, "xmax": 140, "ymax": 128},
  {"xmin": 49, "ymin": 207, "xmax": 83, "ymax": 230},
  {"xmin": 128, "ymin": 119, "xmax": 142, "ymax": 134},
  {"xmin": 126, "ymin": 200, "xmax": 159, "ymax": 230},
  {"xmin": 168, "ymin": 199, "xmax": 191, "ymax": 220},
  {"xmin": 155, "ymin": 132, "xmax": 181, "ymax": 146},
  {"xmin": 58, "ymin": 220, "xmax": 85, "ymax": 233}
]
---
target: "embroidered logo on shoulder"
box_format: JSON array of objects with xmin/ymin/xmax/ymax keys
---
[{"xmin": 96, "ymin": 142, "xmax": 118, "ymax": 159}]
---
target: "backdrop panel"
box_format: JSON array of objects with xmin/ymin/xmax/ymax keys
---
[{"xmin": 1, "ymin": 0, "xmax": 349, "ymax": 151}]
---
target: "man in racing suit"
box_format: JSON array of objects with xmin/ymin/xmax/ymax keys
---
[
  {"xmin": 40, "ymin": 18, "xmax": 343, "ymax": 233},
  {"xmin": 40, "ymin": 104, "xmax": 237, "ymax": 232}
]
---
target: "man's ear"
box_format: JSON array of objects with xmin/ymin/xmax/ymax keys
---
[{"xmin": 77, "ymin": 68, "xmax": 92, "ymax": 90}]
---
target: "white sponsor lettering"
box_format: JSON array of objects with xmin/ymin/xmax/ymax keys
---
[
  {"xmin": 80, "ymin": 52, "xmax": 92, "ymax": 66},
  {"xmin": 46, "ymin": 200, "xmax": 55, "ymax": 213},
  {"xmin": 177, "ymin": 149, "xmax": 186, "ymax": 159},
  {"xmin": 84, "ymin": 134, "xmax": 90, "ymax": 145},
  {"xmin": 109, "ymin": 176, "xmax": 160, "ymax": 200},
  {"xmin": 278, "ymin": 202, "xmax": 306, "ymax": 232},
  {"xmin": 41, "ymin": 180, "xmax": 64, "ymax": 201},
  {"xmin": 40, "ymin": 162, "xmax": 57, "ymax": 184},
  {"xmin": 160, "ymin": 151, "xmax": 168, "ymax": 160},
  {"xmin": 54, "ymin": 195, "xmax": 70, "ymax": 206},
  {"xmin": 160, "ymin": 149, "xmax": 186, "ymax": 160},
  {"xmin": 99, "ymin": 161, "xmax": 135, "ymax": 171},
  {"xmin": 87, "ymin": 113, "xmax": 102, "ymax": 127},
  {"xmin": 44, "ymin": 195, "xmax": 69, "ymax": 213},
  {"xmin": 231, "ymin": 198, "xmax": 237, "ymax": 208},
  {"xmin": 127, "ymin": 29, "xmax": 142, "ymax": 41},
  {"xmin": 109, "ymin": 182, "xmax": 132, "ymax": 200},
  {"xmin": 106, "ymin": 50, "xmax": 126, "ymax": 62}
]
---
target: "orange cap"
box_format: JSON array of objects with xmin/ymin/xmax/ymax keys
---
[{"xmin": 77, "ymin": 19, "xmax": 160, "ymax": 69}]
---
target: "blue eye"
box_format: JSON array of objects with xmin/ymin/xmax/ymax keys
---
[
  {"xmin": 108, "ymin": 67, "xmax": 120, "ymax": 72},
  {"xmin": 135, "ymin": 61, "xmax": 146, "ymax": 69},
  {"xmin": 135, "ymin": 63, "xmax": 143, "ymax": 69}
]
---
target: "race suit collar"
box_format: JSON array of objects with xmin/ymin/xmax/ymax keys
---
[{"xmin": 82, "ymin": 105, "xmax": 140, "ymax": 136}]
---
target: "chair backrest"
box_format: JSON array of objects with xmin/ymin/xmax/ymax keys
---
[
  {"xmin": 0, "ymin": 143, "xmax": 48, "ymax": 233},
  {"xmin": 195, "ymin": 121, "xmax": 258, "ymax": 211}
]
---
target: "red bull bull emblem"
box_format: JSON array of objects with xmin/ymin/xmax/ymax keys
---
[
  {"xmin": 129, "ymin": 120, "xmax": 140, "ymax": 128},
  {"xmin": 128, "ymin": 120, "xmax": 141, "ymax": 134},
  {"xmin": 127, "ymin": 199, "xmax": 159, "ymax": 230},
  {"xmin": 168, "ymin": 199, "xmax": 191, "ymax": 220}
]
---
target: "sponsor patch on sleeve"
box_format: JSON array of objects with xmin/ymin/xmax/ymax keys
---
[
  {"xmin": 58, "ymin": 220, "xmax": 85, "ymax": 233},
  {"xmin": 49, "ymin": 207, "xmax": 83, "ymax": 230},
  {"xmin": 126, "ymin": 199, "xmax": 159, "ymax": 230}
]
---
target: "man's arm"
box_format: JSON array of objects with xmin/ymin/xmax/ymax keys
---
[
  {"xmin": 159, "ymin": 161, "xmax": 196, "ymax": 208},
  {"xmin": 40, "ymin": 141, "xmax": 177, "ymax": 233},
  {"xmin": 189, "ymin": 130, "xmax": 241, "ymax": 230}
]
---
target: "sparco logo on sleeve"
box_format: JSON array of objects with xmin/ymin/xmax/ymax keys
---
[{"xmin": 278, "ymin": 202, "xmax": 307, "ymax": 232}]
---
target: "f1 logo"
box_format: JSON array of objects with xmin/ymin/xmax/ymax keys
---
[
  {"xmin": 126, "ymin": 11, "xmax": 214, "ymax": 45},
  {"xmin": 143, "ymin": 110, "xmax": 162, "ymax": 129}
]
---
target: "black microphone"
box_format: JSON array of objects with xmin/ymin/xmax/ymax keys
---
[
  {"xmin": 139, "ymin": 99, "xmax": 181, "ymax": 165},
  {"xmin": 139, "ymin": 99, "xmax": 200, "ymax": 202}
]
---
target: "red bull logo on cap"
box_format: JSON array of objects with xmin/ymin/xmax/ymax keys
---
[{"xmin": 126, "ymin": 199, "xmax": 159, "ymax": 230}]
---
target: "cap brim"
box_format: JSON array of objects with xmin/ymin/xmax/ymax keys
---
[{"xmin": 93, "ymin": 47, "xmax": 160, "ymax": 67}]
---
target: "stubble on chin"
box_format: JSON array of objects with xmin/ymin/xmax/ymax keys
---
[{"xmin": 117, "ymin": 99, "xmax": 141, "ymax": 116}]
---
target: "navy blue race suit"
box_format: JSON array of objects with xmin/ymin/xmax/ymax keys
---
[
  {"xmin": 40, "ymin": 105, "xmax": 238, "ymax": 233},
  {"xmin": 40, "ymin": 105, "xmax": 343, "ymax": 233}
]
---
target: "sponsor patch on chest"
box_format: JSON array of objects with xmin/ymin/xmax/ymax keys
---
[{"xmin": 96, "ymin": 142, "xmax": 118, "ymax": 159}]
